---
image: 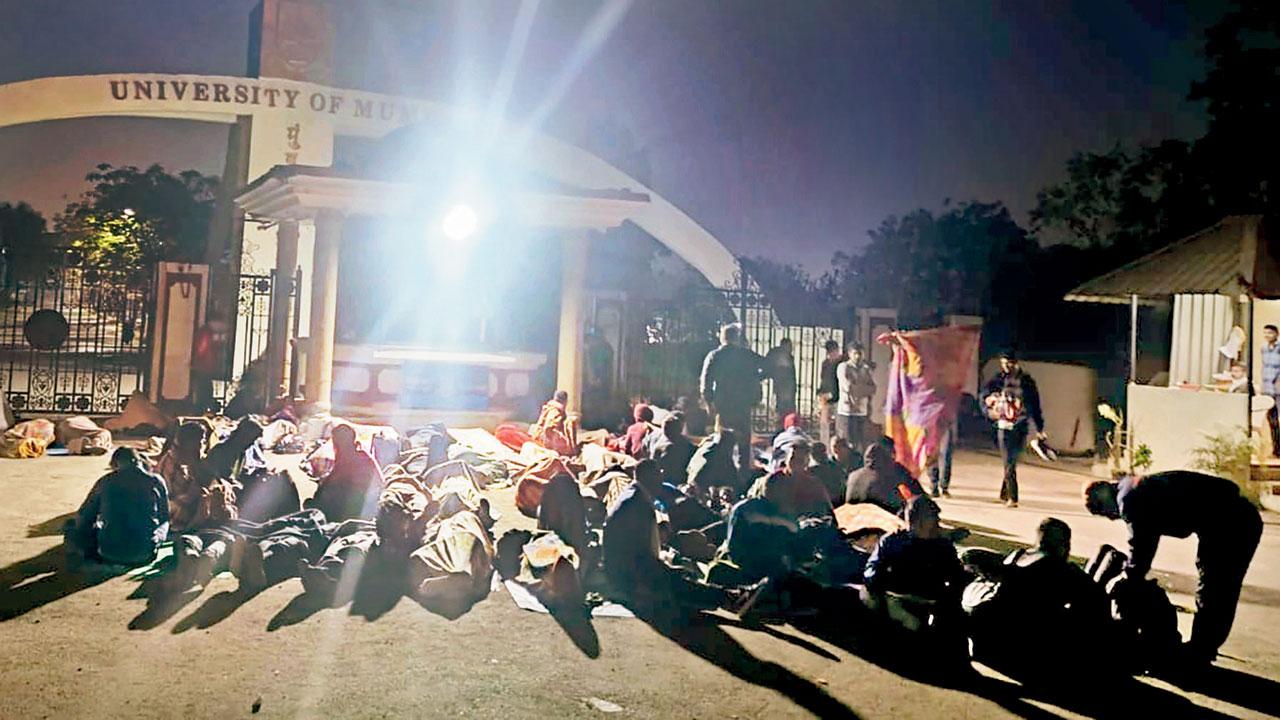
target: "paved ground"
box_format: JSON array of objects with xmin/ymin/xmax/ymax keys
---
[{"xmin": 1, "ymin": 449, "xmax": 1278, "ymax": 719}]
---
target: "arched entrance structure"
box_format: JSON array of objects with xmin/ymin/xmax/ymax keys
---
[
  {"xmin": 0, "ymin": 71, "xmax": 748, "ymax": 421},
  {"xmin": 0, "ymin": 72, "xmax": 740, "ymax": 287}
]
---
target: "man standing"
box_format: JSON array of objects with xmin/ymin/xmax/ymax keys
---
[
  {"xmin": 816, "ymin": 340, "xmax": 842, "ymax": 446},
  {"xmin": 1262, "ymin": 324, "xmax": 1280, "ymax": 456},
  {"xmin": 700, "ymin": 323, "xmax": 765, "ymax": 478},
  {"xmin": 836, "ymin": 343, "xmax": 875, "ymax": 453},
  {"xmin": 764, "ymin": 337, "xmax": 797, "ymax": 426},
  {"xmin": 1085, "ymin": 471, "xmax": 1263, "ymax": 667},
  {"xmin": 982, "ymin": 350, "xmax": 1044, "ymax": 508}
]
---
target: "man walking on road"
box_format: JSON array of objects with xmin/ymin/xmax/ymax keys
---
[
  {"xmin": 982, "ymin": 350, "xmax": 1045, "ymax": 508},
  {"xmin": 700, "ymin": 323, "xmax": 765, "ymax": 480},
  {"xmin": 1085, "ymin": 471, "xmax": 1263, "ymax": 668}
]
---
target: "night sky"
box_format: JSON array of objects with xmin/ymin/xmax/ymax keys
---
[{"xmin": 0, "ymin": 0, "xmax": 1226, "ymax": 271}]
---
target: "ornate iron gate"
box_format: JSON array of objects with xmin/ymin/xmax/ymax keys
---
[
  {"xmin": 0, "ymin": 261, "xmax": 153, "ymax": 414},
  {"xmin": 614, "ymin": 274, "xmax": 844, "ymax": 433}
]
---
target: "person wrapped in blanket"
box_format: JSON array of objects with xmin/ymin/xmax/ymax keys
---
[
  {"xmin": 644, "ymin": 413, "xmax": 697, "ymax": 487},
  {"xmin": 622, "ymin": 403, "xmax": 656, "ymax": 458},
  {"xmin": 155, "ymin": 421, "xmax": 210, "ymax": 529},
  {"xmin": 530, "ymin": 390, "xmax": 578, "ymax": 456},
  {"xmin": 306, "ymin": 423, "xmax": 384, "ymax": 523},
  {"xmin": 706, "ymin": 440, "xmax": 863, "ymax": 617}
]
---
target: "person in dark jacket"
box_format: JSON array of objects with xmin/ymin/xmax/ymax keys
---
[
  {"xmin": 809, "ymin": 442, "xmax": 845, "ymax": 506},
  {"xmin": 197, "ymin": 418, "xmax": 264, "ymax": 485},
  {"xmin": 982, "ymin": 350, "xmax": 1045, "ymax": 507},
  {"xmin": 1086, "ymin": 471, "xmax": 1263, "ymax": 667},
  {"xmin": 647, "ymin": 413, "xmax": 696, "ymax": 487},
  {"xmin": 674, "ymin": 395, "xmax": 708, "ymax": 437},
  {"xmin": 816, "ymin": 340, "xmax": 842, "ymax": 446},
  {"xmin": 764, "ymin": 337, "xmax": 797, "ymax": 424},
  {"xmin": 699, "ymin": 323, "xmax": 765, "ymax": 479},
  {"xmin": 863, "ymin": 495, "xmax": 966, "ymax": 601},
  {"xmin": 67, "ymin": 448, "xmax": 170, "ymax": 566},
  {"xmin": 844, "ymin": 440, "xmax": 925, "ymax": 514}
]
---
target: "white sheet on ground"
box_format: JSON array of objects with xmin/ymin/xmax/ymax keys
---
[{"xmin": 502, "ymin": 579, "xmax": 635, "ymax": 619}]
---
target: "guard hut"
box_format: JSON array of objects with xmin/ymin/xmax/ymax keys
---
[{"xmin": 1065, "ymin": 215, "xmax": 1280, "ymax": 484}]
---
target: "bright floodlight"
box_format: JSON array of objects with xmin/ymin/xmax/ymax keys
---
[{"xmin": 441, "ymin": 203, "xmax": 479, "ymax": 241}]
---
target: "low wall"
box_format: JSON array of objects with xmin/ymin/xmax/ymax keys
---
[
  {"xmin": 1127, "ymin": 383, "xmax": 1248, "ymax": 473},
  {"xmin": 981, "ymin": 360, "xmax": 1097, "ymax": 453}
]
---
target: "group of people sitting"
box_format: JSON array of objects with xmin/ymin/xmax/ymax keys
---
[
  {"xmin": 62, "ymin": 384, "xmax": 1259, "ymax": 679},
  {"xmin": 509, "ymin": 394, "xmax": 1243, "ymax": 679},
  {"xmin": 65, "ymin": 415, "xmax": 500, "ymax": 616}
]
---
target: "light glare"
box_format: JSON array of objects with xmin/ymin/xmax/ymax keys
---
[{"xmin": 441, "ymin": 203, "xmax": 479, "ymax": 241}]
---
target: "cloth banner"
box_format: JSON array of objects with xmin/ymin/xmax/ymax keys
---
[{"xmin": 877, "ymin": 325, "xmax": 980, "ymax": 476}]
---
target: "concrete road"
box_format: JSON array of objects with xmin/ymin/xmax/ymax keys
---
[{"xmin": 0, "ymin": 449, "xmax": 1276, "ymax": 719}]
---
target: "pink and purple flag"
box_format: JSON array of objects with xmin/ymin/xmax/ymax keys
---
[{"xmin": 877, "ymin": 325, "xmax": 980, "ymax": 476}]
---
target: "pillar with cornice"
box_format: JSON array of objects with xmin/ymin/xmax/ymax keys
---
[
  {"xmin": 267, "ymin": 219, "xmax": 299, "ymax": 397},
  {"xmin": 305, "ymin": 210, "xmax": 342, "ymax": 410},
  {"xmin": 556, "ymin": 232, "xmax": 589, "ymax": 416}
]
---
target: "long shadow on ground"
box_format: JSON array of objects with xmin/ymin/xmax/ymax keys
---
[
  {"xmin": 628, "ymin": 602, "xmax": 863, "ymax": 720},
  {"xmin": 0, "ymin": 544, "xmax": 124, "ymax": 622},
  {"xmin": 27, "ymin": 512, "xmax": 76, "ymax": 538},
  {"xmin": 791, "ymin": 598, "xmax": 1242, "ymax": 720},
  {"xmin": 1162, "ymin": 665, "xmax": 1280, "ymax": 718}
]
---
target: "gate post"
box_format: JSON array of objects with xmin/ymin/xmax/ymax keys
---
[
  {"xmin": 304, "ymin": 211, "xmax": 341, "ymax": 410},
  {"xmin": 266, "ymin": 220, "xmax": 299, "ymax": 398}
]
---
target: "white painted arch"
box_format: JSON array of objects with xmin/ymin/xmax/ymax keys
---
[{"xmin": 0, "ymin": 73, "xmax": 741, "ymax": 288}]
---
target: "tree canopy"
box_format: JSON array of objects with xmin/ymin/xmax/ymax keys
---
[
  {"xmin": 0, "ymin": 201, "xmax": 51, "ymax": 272},
  {"xmin": 55, "ymin": 164, "xmax": 218, "ymax": 269}
]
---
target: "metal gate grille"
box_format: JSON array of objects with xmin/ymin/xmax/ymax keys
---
[
  {"xmin": 615, "ymin": 273, "xmax": 844, "ymax": 433},
  {"xmin": 0, "ymin": 262, "xmax": 153, "ymax": 414}
]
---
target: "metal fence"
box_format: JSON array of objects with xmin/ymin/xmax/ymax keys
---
[
  {"xmin": 611, "ymin": 275, "xmax": 844, "ymax": 434},
  {"xmin": 0, "ymin": 260, "xmax": 153, "ymax": 414},
  {"xmin": 215, "ymin": 269, "xmax": 297, "ymax": 408}
]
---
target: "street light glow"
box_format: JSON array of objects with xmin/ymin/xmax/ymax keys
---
[{"xmin": 441, "ymin": 203, "xmax": 479, "ymax": 241}]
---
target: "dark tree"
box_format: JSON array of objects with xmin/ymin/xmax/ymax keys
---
[
  {"xmin": 55, "ymin": 164, "xmax": 218, "ymax": 268},
  {"xmin": 0, "ymin": 201, "xmax": 52, "ymax": 273},
  {"xmin": 830, "ymin": 201, "xmax": 1032, "ymax": 330},
  {"xmin": 1030, "ymin": 141, "xmax": 1218, "ymax": 255},
  {"xmin": 1190, "ymin": 0, "xmax": 1280, "ymax": 215}
]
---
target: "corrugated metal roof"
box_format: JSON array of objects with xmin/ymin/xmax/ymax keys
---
[{"xmin": 1064, "ymin": 216, "xmax": 1258, "ymax": 304}]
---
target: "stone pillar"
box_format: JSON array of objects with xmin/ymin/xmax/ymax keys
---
[
  {"xmin": 267, "ymin": 219, "xmax": 299, "ymax": 397},
  {"xmin": 556, "ymin": 233, "xmax": 589, "ymax": 415},
  {"xmin": 305, "ymin": 211, "xmax": 341, "ymax": 410}
]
